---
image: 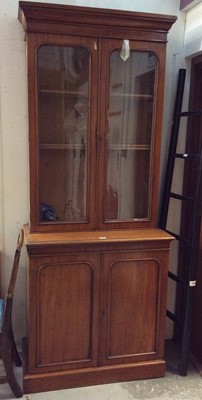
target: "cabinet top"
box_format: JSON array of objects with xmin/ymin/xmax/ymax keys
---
[
  {"xmin": 23, "ymin": 224, "xmax": 174, "ymax": 247},
  {"xmin": 18, "ymin": 1, "xmax": 176, "ymax": 41}
]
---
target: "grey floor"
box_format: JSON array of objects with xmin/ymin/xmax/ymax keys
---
[{"xmin": 1, "ymin": 342, "xmax": 202, "ymax": 400}]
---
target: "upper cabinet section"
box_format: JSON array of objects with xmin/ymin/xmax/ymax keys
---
[{"xmin": 18, "ymin": 2, "xmax": 176, "ymax": 233}]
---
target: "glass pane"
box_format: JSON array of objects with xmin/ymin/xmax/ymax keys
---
[
  {"xmin": 37, "ymin": 45, "xmax": 89, "ymax": 223},
  {"xmin": 106, "ymin": 50, "xmax": 157, "ymax": 220}
]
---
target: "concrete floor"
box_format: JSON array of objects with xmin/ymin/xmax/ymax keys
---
[{"xmin": 1, "ymin": 342, "xmax": 202, "ymax": 400}]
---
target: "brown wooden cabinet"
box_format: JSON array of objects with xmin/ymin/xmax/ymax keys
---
[
  {"xmin": 19, "ymin": 1, "xmax": 176, "ymax": 394},
  {"xmin": 23, "ymin": 227, "xmax": 172, "ymax": 392}
]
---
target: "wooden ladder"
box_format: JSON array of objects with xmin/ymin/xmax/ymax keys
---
[{"xmin": 159, "ymin": 68, "xmax": 202, "ymax": 376}]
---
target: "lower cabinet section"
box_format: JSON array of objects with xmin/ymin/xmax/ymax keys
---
[{"xmin": 23, "ymin": 228, "xmax": 173, "ymax": 393}]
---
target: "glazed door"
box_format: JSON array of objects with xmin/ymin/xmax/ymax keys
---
[
  {"xmin": 28, "ymin": 253, "xmax": 101, "ymax": 373},
  {"xmin": 101, "ymin": 250, "xmax": 168, "ymax": 365},
  {"xmin": 97, "ymin": 39, "xmax": 164, "ymax": 229},
  {"xmin": 27, "ymin": 34, "xmax": 99, "ymax": 232}
]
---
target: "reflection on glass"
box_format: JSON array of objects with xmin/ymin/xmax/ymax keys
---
[
  {"xmin": 106, "ymin": 50, "xmax": 156, "ymax": 220},
  {"xmin": 37, "ymin": 45, "xmax": 89, "ymax": 223}
]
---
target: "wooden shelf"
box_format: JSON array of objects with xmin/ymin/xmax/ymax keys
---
[
  {"xmin": 39, "ymin": 89, "xmax": 88, "ymax": 97},
  {"xmin": 40, "ymin": 143, "xmax": 86, "ymax": 150},
  {"xmin": 39, "ymin": 89, "xmax": 151, "ymax": 99},
  {"xmin": 110, "ymin": 93, "xmax": 153, "ymax": 99},
  {"xmin": 108, "ymin": 144, "xmax": 150, "ymax": 150},
  {"xmin": 40, "ymin": 143, "xmax": 150, "ymax": 151}
]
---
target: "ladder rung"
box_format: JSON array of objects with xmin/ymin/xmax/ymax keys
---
[
  {"xmin": 179, "ymin": 110, "xmax": 202, "ymax": 117},
  {"xmin": 170, "ymin": 192, "xmax": 194, "ymax": 202},
  {"xmin": 168, "ymin": 271, "xmax": 185, "ymax": 284},
  {"xmin": 165, "ymin": 229, "xmax": 192, "ymax": 246},
  {"xmin": 166, "ymin": 309, "xmax": 183, "ymax": 325},
  {"xmin": 175, "ymin": 153, "xmax": 201, "ymax": 160}
]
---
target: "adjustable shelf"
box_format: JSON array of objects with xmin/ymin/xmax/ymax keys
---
[
  {"xmin": 109, "ymin": 93, "xmax": 153, "ymax": 99},
  {"xmin": 108, "ymin": 144, "xmax": 150, "ymax": 150},
  {"xmin": 40, "ymin": 143, "xmax": 86, "ymax": 150},
  {"xmin": 39, "ymin": 89, "xmax": 88, "ymax": 97}
]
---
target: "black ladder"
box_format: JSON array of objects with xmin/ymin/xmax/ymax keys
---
[{"xmin": 159, "ymin": 68, "xmax": 202, "ymax": 376}]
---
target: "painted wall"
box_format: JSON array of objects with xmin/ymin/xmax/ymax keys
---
[
  {"xmin": 0, "ymin": 0, "xmax": 184, "ymax": 344},
  {"xmin": 184, "ymin": 2, "xmax": 202, "ymax": 57}
]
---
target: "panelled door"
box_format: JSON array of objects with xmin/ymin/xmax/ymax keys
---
[
  {"xmin": 28, "ymin": 252, "xmax": 101, "ymax": 373},
  {"xmin": 100, "ymin": 250, "xmax": 168, "ymax": 365}
]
